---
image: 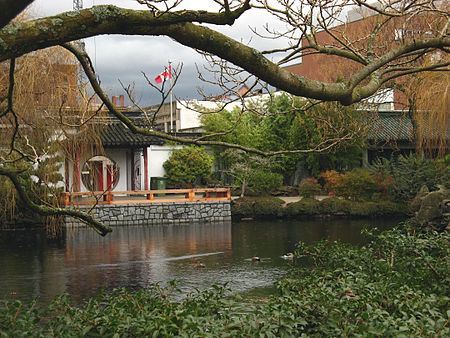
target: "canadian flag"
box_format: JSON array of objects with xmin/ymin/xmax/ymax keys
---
[{"xmin": 154, "ymin": 66, "xmax": 172, "ymax": 84}]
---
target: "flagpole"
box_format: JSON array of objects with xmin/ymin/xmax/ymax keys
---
[{"xmin": 169, "ymin": 60, "xmax": 173, "ymax": 132}]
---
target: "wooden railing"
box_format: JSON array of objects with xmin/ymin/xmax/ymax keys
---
[{"xmin": 60, "ymin": 188, "xmax": 231, "ymax": 206}]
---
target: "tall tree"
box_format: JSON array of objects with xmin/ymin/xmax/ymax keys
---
[{"xmin": 0, "ymin": 0, "xmax": 448, "ymax": 235}]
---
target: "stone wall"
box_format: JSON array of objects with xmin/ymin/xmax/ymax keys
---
[{"xmin": 65, "ymin": 201, "xmax": 231, "ymax": 227}]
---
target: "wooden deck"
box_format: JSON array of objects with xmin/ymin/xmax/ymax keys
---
[{"xmin": 60, "ymin": 188, "xmax": 231, "ymax": 206}]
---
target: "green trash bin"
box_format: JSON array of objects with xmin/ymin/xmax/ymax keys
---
[{"xmin": 150, "ymin": 177, "xmax": 167, "ymax": 196}]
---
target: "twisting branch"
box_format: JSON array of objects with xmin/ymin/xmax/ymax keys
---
[
  {"xmin": 0, "ymin": 58, "xmax": 15, "ymax": 118},
  {"xmin": 380, "ymin": 61, "xmax": 450, "ymax": 83},
  {"xmin": 0, "ymin": 166, "xmax": 112, "ymax": 236},
  {"xmin": 63, "ymin": 42, "xmax": 358, "ymax": 156},
  {"xmin": 0, "ymin": 58, "xmax": 24, "ymax": 159},
  {"xmin": 45, "ymin": 100, "xmax": 105, "ymax": 128}
]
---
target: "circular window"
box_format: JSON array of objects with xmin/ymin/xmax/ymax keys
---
[{"xmin": 81, "ymin": 155, "xmax": 119, "ymax": 191}]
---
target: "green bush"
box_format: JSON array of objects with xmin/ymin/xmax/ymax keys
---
[
  {"xmin": 246, "ymin": 170, "xmax": 283, "ymax": 196},
  {"xmin": 279, "ymin": 227, "xmax": 450, "ymax": 336},
  {"xmin": 437, "ymin": 154, "xmax": 450, "ymax": 189},
  {"xmin": 318, "ymin": 197, "xmax": 351, "ymax": 214},
  {"xmin": 284, "ymin": 198, "xmax": 408, "ymax": 218},
  {"xmin": 371, "ymin": 200, "xmax": 409, "ymax": 217},
  {"xmin": 163, "ymin": 146, "xmax": 213, "ymax": 187},
  {"xmin": 298, "ymin": 177, "xmax": 322, "ymax": 198},
  {"xmin": 345, "ymin": 201, "xmax": 408, "ymax": 217},
  {"xmin": 347, "ymin": 201, "xmax": 381, "ymax": 216},
  {"xmin": 340, "ymin": 168, "xmax": 379, "ymax": 200},
  {"xmin": 369, "ymin": 153, "xmax": 440, "ymax": 201},
  {"xmin": 231, "ymin": 196, "xmax": 284, "ymax": 219},
  {"xmin": 0, "ymin": 284, "xmax": 246, "ymax": 337},
  {"xmin": 285, "ymin": 198, "xmax": 320, "ymax": 216}
]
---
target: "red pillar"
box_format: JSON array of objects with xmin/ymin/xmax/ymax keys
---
[
  {"xmin": 75, "ymin": 151, "xmax": 81, "ymax": 192},
  {"xmin": 143, "ymin": 147, "xmax": 148, "ymax": 190},
  {"xmin": 131, "ymin": 149, "xmax": 135, "ymax": 191},
  {"xmin": 64, "ymin": 158, "xmax": 70, "ymax": 192}
]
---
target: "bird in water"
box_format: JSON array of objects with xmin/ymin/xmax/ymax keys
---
[
  {"xmin": 252, "ymin": 255, "xmax": 261, "ymax": 262},
  {"xmin": 195, "ymin": 261, "xmax": 205, "ymax": 268},
  {"xmin": 282, "ymin": 253, "xmax": 294, "ymax": 260}
]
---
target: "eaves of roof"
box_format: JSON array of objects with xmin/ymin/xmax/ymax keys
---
[
  {"xmin": 366, "ymin": 113, "xmax": 414, "ymax": 143},
  {"xmin": 99, "ymin": 122, "xmax": 164, "ymax": 148},
  {"xmin": 366, "ymin": 112, "xmax": 449, "ymax": 144}
]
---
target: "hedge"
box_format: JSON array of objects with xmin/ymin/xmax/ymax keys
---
[{"xmin": 232, "ymin": 197, "xmax": 409, "ymax": 220}]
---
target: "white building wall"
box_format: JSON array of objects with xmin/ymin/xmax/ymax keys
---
[
  {"xmin": 147, "ymin": 144, "xmax": 182, "ymax": 180},
  {"xmin": 177, "ymin": 94, "xmax": 281, "ymax": 131},
  {"xmin": 178, "ymin": 100, "xmax": 223, "ymax": 131},
  {"xmin": 105, "ymin": 148, "xmax": 128, "ymax": 192}
]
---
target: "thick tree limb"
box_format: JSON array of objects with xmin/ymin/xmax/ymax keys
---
[
  {"xmin": 0, "ymin": 166, "xmax": 112, "ymax": 236},
  {"xmin": 1, "ymin": 5, "xmax": 448, "ymax": 105},
  {"xmin": 0, "ymin": 4, "xmax": 250, "ymax": 61},
  {"xmin": 0, "ymin": 0, "xmax": 34, "ymax": 29},
  {"xmin": 348, "ymin": 37, "xmax": 450, "ymax": 103}
]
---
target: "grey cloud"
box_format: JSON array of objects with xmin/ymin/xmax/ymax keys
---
[{"xmin": 32, "ymin": 0, "xmax": 288, "ymax": 106}]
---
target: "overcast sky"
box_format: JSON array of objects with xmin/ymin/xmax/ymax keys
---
[{"xmin": 30, "ymin": 0, "xmax": 289, "ymax": 107}]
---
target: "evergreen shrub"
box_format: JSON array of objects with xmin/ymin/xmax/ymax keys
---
[
  {"xmin": 231, "ymin": 196, "xmax": 284, "ymax": 219},
  {"xmin": 231, "ymin": 197, "xmax": 408, "ymax": 219},
  {"xmin": 318, "ymin": 197, "xmax": 351, "ymax": 214},
  {"xmin": 246, "ymin": 171, "xmax": 283, "ymax": 196},
  {"xmin": 285, "ymin": 198, "xmax": 320, "ymax": 216},
  {"xmin": 437, "ymin": 154, "xmax": 450, "ymax": 188},
  {"xmin": 369, "ymin": 153, "xmax": 440, "ymax": 201},
  {"xmin": 163, "ymin": 146, "xmax": 213, "ymax": 187}
]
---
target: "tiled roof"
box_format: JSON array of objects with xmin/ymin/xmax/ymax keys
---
[
  {"xmin": 366, "ymin": 113, "xmax": 414, "ymax": 142},
  {"xmin": 99, "ymin": 119, "xmax": 164, "ymax": 147},
  {"xmin": 366, "ymin": 112, "xmax": 449, "ymax": 144}
]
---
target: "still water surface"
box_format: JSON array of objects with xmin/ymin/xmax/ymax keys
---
[{"xmin": 0, "ymin": 219, "xmax": 401, "ymax": 303}]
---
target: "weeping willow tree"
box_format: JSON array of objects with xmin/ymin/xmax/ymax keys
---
[
  {"xmin": 0, "ymin": 45, "xmax": 106, "ymax": 235},
  {"xmin": 406, "ymin": 53, "xmax": 449, "ymax": 157}
]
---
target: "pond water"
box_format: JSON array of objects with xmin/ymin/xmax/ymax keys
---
[{"xmin": 0, "ymin": 218, "xmax": 402, "ymax": 304}]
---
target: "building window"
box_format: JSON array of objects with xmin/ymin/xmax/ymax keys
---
[{"xmin": 81, "ymin": 155, "xmax": 119, "ymax": 191}]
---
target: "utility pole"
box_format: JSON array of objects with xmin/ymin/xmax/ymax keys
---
[{"xmin": 169, "ymin": 60, "xmax": 173, "ymax": 132}]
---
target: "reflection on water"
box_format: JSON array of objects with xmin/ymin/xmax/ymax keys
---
[{"xmin": 0, "ymin": 218, "xmax": 401, "ymax": 303}]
